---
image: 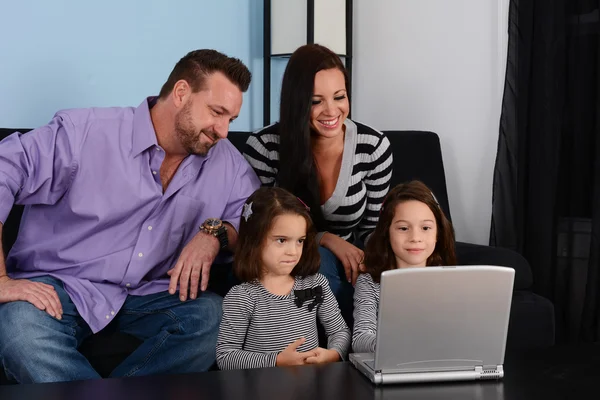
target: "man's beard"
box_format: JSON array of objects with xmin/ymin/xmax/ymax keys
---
[{"xmin": 174, "ymin": 103, "xmax": 218, "ymax": 156}]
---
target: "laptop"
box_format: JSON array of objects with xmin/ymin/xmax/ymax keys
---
[{"xmin": 350, "ymin": 265, "xmax": 515, "ymax": 385}]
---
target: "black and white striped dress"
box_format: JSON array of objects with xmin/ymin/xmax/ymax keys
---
[
  {"xmin": 243, "ymin": 119, "xmax": 393, "ymax": 243},
  {"xmin": 216, "ymin": 273, "xmax": 351, "ymax": 370},
  {"xmin": 352, "ymin": 273, "xmax": 380, "ymax": 353}
]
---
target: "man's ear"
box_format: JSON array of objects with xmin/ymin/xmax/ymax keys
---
[{"xmin": 171, "ymin": 80, "xmax": 191, "ymax": 108}]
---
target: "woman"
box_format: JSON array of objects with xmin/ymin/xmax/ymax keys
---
[{"xmin": 244, "ymin": 44, "xmax": 393, "ymax": 323}]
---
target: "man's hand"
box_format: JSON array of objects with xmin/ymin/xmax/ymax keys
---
[
  {"xmin": 321, "ymin": 233, "xmax": 364, "ymax": 285},
  {"xmin": 275, "ymin": 337, "xmax": 316, "ymax": 366},
  {"xmin": 305, "ymin": 347, "xmax": 341, "ymax": 364},
  {"xmin": 0, "ymin": 276, "xmax": 63, "ymax": 319},
  {"xmin": 168, "ymin": 231, "xmax": 220, "ymax": 301}
]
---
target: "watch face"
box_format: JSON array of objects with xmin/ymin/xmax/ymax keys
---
[{"xmin": 205, "ymin": 218, "xmax": 222, "ymax": 229}]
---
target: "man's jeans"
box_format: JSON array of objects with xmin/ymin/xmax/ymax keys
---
[{"xmin": 0, "ymin": 276, "xmax": 222, "ymax": 383}]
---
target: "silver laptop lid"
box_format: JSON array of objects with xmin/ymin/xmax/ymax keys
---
[{"xmin": 374, "ymin": 266, "xmax": 514, "ymax": 372}]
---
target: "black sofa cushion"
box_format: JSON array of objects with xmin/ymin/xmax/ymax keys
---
[
  {"xmin": 456, "ymin": 242, "xmax": 533, "ymax": 290},
  {"xmin": 383, "ymin": 130, "xmax": 452, "ymax": 222},
  {"xmin": 507, "ymin": 290, "xmax": 556, "ymax": 349}
]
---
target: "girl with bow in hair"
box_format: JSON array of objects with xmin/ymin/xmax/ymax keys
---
[{"xmin": 216, "ymin": 187, "xmax": 350, "ymax": 370}]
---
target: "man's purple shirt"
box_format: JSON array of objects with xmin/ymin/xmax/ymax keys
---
[{"xmin": 0, "ymin": 98, "xmax": 260, "ymax": 332}]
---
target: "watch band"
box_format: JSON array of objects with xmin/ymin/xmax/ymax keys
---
[
  {"xmin": 200, "ymin": 222, "xmax": 228, "ymax": 250},
  {"xmin": 215, "ymin": 224, "xmax": 228, "ymax": 250}
]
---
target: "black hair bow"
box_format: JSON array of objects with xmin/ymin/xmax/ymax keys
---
[{"xmin": 294, "ymin": 286, "xmax": 324, "ymax": 312}]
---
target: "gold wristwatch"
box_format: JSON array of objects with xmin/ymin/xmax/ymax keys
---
[{"xmin": 200, "ymin": 218, "xmax": 228, "ymax": 249}]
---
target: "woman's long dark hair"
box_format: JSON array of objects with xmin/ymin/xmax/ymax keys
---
[{"xmin": 277, "ymin": 44, "xmax": 349, "ymax": 232}]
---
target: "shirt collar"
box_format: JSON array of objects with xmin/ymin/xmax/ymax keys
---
[{"xmin": 131, "ymin": 97, "xmax": 159, "ymax": 157}]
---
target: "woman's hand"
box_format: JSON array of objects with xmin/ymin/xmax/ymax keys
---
[{"xmin": 320, "ymin": 233, "xmax": 364, "ymax": 285}]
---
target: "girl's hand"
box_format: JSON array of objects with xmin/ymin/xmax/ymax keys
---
[
  {"xmin": 305, "ymin": 347, "xmax": 341, "ymax": 364},
  {"xmin": 276, "ymin": 337, "xmax": 316, "ymax": 366},
  {"xmin": 320, "ymin": 233, "xmax": 364, "ymax": 285}
]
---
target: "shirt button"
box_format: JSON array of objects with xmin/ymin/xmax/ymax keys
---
[
  {"xmin": 105, "ymin": 315, "xmax": 110, "ymax": 319},
  {"xmin": 147, "ymin": 226, "xmax": 153, "ymax": 231},
  {"xmin": 126, "ymin": 283, "xmax": 131, "ymax": 288},
  {"xmin": 138, "ymin": 252, "xmax": 143, "ymax": 258},
  {"xmin": 152, "ymin": 171, "xmax": 157, "ymax": 175},
  {"xmin": 155, "ymin": 147, "xmax": 161, "ymax": 151},
  {"xmin": 111, "ymin": 311, "xmax": 115, "ymax": 316}
]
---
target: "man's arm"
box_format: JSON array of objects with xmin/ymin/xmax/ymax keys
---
[
  {"xmin": 166, "ymin": 219, "xmax": 239, "ymax": 301},
  {"xmin": 0, "ymin": 117, "xmax": 80, "ymax": 318},
  {"xmin": 0, "ymin": 224, "xmax": 7, "ymax": 282},
  {"xmin": 220, "ymin": 161, "xmax": 261, "ymax": 241},
  {"xmin": 168, "ymin": 158, "xmax": 260, "ymax": 301}
]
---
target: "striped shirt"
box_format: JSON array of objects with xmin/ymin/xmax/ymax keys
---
[
  {"xmin": 216, "ymin": 273, "xmax": 350, "ymax": 370},
  {"xmin": 243, "ymin": 119, "xmax": 393, "ymax": 243},
  {"xmin": 352, "ymin": 273, "xmax": 380, "ymax": 353}
]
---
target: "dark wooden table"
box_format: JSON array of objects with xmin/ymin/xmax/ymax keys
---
[{"xmin": 1, "ymin": 344, "xmax": 598, "ymax": 399}]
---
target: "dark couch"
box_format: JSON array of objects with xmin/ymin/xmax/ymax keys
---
[{"xmin": 0, "ymin": 128, "xmax": 555, "ymax": 384}]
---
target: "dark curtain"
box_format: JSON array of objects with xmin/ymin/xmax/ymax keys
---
[{"xmin": 491, "ymin": 0, "xmax": 600, "ymax": 343}]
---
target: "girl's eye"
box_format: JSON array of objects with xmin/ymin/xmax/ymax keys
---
[
  {"xmin": 276, "ymin": 238, "xmax": 286, "ymax": 244},
  {"xmin": 311, "ymin": 100, "xmax": 321, "ymax": 105},
  {"xmin": 298, "ymin": 239, "xmax": 305, "ymax": 244},
  {"xmin": 334, "ymin": 95, "xmax": 346, "ymax": 101},
  {"xmin": 423, "ymin": 226, "xmax": 433, "ymax": 231},
  {"xmin": 398, "ymin": 227, "xmax": 408, "ymax": 231}
]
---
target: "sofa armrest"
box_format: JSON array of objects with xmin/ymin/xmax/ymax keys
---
[{"xmin": 455, "ymin": 242, "xmax": 533, "ymax": 290}]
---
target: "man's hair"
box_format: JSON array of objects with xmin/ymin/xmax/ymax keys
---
[
  {"xmin": 234, "ymin": 187, "xmax": 320, "ymax": 282},
  {"xmin": 158, "ymin": 49, "xmax": 251, "ymax": 98}
]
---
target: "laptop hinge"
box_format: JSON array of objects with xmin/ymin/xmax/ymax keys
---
[{"xmin": 475, "ymin": 365, "xmax": 504, "ymax": 380}]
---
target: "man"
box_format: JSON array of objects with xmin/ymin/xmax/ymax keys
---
[{"xmin": 0, "ymin": 49, "xmax": 260, "ymax": 383}]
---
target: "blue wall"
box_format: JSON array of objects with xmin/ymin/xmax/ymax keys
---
[{"xmin": 0, "ymin": 0, "xmax": 266, "ymax": 131}]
